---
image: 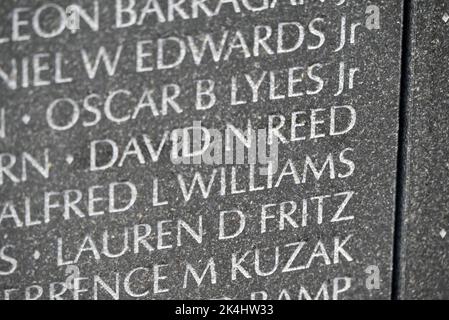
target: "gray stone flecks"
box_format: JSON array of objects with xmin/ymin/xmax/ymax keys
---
[
  {"xmin": 401, "ymin": 0, "xmax": 449, "ymax": 300},
  {"xmin": 0, "ymin": 0, "xmax": 403, "ymax": 300}
]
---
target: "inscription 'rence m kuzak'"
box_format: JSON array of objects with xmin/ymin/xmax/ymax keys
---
[{"xmin": 0, "ymin": 0, "xmax": 403, "ymax": 300}]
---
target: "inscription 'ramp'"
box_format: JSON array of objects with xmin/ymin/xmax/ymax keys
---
[{"xmin": 0, "ymin": 0, "xmax": 402, "ymax": 300}]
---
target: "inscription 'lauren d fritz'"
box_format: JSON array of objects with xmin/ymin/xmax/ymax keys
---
[{"xmin": 0, "ymin": 0, "xmax": 401, "ymax": 301}]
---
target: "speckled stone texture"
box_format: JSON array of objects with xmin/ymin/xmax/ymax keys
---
[
  {"xmin": 401, "ymin": 0, "xmax": 449, "ymax": 299},
  {"xmin": 0, "ymin": 0, "xmax": 402, "ymax": 300}
]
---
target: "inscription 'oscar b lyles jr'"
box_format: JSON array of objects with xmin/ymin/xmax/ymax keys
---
[{"xmin": 0, "ymin": 0, "xmax": 402, "ymax": 300}]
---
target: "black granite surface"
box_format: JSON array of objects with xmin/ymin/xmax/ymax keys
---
[
  {"xmin": 400, "ymin": 0, "xmax": 449, "ymax": 300},
  {"xmin": 0, "ymin": 0, "xmax": 403, "ymax": 300}
]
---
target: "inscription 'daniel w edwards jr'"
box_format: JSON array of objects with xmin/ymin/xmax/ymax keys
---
[{"xmin": 0, "ymin": 0, "xmax": 402, "ymax": 300}]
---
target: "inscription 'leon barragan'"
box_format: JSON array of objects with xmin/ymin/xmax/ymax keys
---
[{"xmin": 0, "ymin": 0, "xmax": 397, "ymax": 301}]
